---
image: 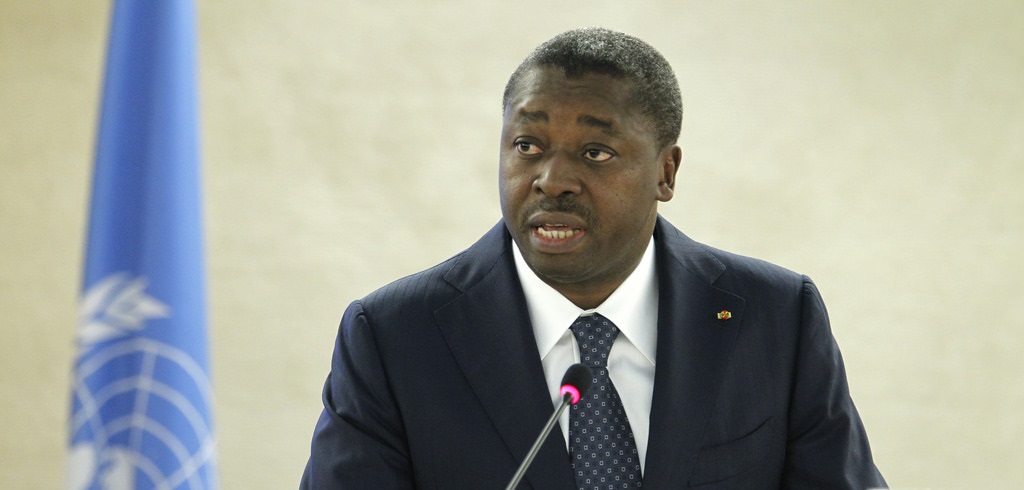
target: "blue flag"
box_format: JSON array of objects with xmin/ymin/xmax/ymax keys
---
[{"xmin": 68, "ymin": 1, "xmax": 217, "ymax": 488}]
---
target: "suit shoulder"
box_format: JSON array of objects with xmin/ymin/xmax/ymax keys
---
[
  {"xmin": 655, "ymin": 218, "xmax": 808, "ymax": 292},
  {"xmin": 697, "ymin": 242, "xmax": 808, "ymax": 293},
  {"xmin": 357, "ymin": 250, "xmax": 466, "ymax": 316},
  {"xmin": 355, "ymin": 222, "xmax": 509, "ymax": 315}
]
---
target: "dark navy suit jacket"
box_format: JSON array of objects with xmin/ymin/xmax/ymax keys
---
[{"xmin": 301, "ymin": 218, "xmax": 886, "ymax": 489}]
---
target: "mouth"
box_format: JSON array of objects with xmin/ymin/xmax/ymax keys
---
[
  {"xmin": 529, "ymin": 224, "xmax": 586, "ymax": 252},
  {"xmin": 521, "ymin": 206, "xmax": 591, "ymax": 253},
  {"xmin": 533, "ymin": 224, "xmax": 580, "ymax": 240}
]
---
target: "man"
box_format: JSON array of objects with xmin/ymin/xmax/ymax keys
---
[{"xmin": 302, "ymin": 28, "xmax": 886, "ymax": 489}]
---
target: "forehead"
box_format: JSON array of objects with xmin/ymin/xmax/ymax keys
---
[{"xmin": 504, "ymin": 67, "xmax": 646, "ymax": 129}]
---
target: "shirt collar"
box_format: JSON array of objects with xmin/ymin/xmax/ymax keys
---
[{"xmin": 512, "ymin": 237, "xmax": 659, "ymax": 365}]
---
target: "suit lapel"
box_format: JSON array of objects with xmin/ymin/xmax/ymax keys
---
[
  {"xmin": 433, "ymin": 224, "xmax": 574, "ymax": 490},
  {"xmin": 642, "ymin": 219, "xmax": 746, "ymax": 487}
]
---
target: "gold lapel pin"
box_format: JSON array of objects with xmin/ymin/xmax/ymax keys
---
[{"xmin": 717, "ymin": 310, "xmax": 732, "ymax": 320}]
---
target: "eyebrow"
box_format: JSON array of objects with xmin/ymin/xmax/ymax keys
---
[
  {"xmin": 514, "ymin": 110, "xmax": 619, "ymax": 136},
  {"xmin": 577, "ymin": 115, "xmax": 617, "ymax": 135},
  {"xmin": 515, "ymin": 110, "xmax": 549, "ymax": 124}
]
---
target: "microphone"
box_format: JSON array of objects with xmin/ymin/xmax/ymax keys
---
[{"xmin": 504, "ymin": 363, "xmax": 593, "ymax": 490}]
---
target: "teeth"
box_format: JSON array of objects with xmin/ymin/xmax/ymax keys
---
[{"xmin": 536, "ymin": 226, "xmax": 576, "ymax": 239}]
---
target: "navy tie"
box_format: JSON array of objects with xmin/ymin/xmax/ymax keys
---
[{"xmin": 568, "ymin": 313, "xmax": 642, "ymax": 489}]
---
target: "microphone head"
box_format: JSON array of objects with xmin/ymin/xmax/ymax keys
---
[{"xmin": 559, "ymin": 363, "xmax": 593, "ymax": 405}]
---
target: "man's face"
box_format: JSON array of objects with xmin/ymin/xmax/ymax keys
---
[{"xmin": 499, "ymin": 66, "xmax": 680, "ymax": 308}]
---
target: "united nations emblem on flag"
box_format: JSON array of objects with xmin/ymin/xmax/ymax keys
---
[{"xmin": 68, "ymin": 274, "xmax": 216, "ymax": 489}]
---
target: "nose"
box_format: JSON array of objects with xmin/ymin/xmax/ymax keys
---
[{"xmin": 533, "ymin": 153, "xmax": 582, "ymax": 197}]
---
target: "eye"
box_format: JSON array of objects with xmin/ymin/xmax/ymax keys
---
[
  {"xmin": 583, "ymin": 148, "xmax": 615, "ymax": 163},
  {"xmin": 515, "ymin": 140, "xmax": 543, "ymax": 156}
]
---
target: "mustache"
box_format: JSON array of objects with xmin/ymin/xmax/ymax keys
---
[{"xmin": 521, "ymin": 196, "xmax": 596, "ymax": 225}]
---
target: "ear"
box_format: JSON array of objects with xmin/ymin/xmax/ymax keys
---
[{"xmin": 655, "ymin": 145, "xmax": 682, "ymax": 202}]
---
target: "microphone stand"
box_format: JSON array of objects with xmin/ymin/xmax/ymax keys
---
[{"xmin": 504, "ymin": 392, "xmax": 573, "ymax": 490}]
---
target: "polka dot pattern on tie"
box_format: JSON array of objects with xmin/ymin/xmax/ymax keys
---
[{"xmin": 569, "ymin": 313, "xmax": 642, "ymax": 489}]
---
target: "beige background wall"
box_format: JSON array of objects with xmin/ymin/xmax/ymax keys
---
[{"xmin": 2, "ymin": 1, "xmax": 1022, "ymax": 488}]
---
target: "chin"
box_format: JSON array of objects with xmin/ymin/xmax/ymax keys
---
[{"xmin": 526, "ymin": 255, "xmax": 590, "ymax": 283}]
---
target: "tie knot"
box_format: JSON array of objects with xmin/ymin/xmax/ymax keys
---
[{"xmin": 569, "ymin": 313, "xmax": 620, "ymax": 369}]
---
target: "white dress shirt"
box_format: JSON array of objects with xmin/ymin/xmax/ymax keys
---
[{"xmin": 512, "ymin": 237, "xmax": 659, "ymax": 473}]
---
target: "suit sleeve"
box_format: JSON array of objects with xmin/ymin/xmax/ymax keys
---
[
  {"xmin": 300, "ymin": 301, "xmax": 414, "ymax": 489},
  {"xmin": 781, "ymin": 277, "xmax": 887, "ymax": 489}
]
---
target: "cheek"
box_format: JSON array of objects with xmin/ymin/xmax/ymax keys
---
[
  {"xmin": 498, "ymin": 164, "xmax": 529, "ymax": 212},
  {"xmin": 597, "ymin": 172, "xmax": 659, "ymax": 218},
  {"xmin": 614, "ymin": 168, "xmax": 659, "ymax": 198},
  {"xmin": 499, "ymin": 163, "xmax": 530, "ymax": 195}
]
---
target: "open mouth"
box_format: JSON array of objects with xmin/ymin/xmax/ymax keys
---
[{"xmin": 533, "ymin": 225, "xmax": 581, "ymax": 240}]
